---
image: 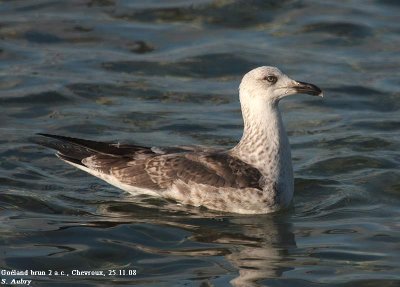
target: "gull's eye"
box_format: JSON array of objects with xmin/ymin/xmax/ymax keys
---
[{"xmin": 263, "ymin": 75, "xmax": 277, "ymax": 83}]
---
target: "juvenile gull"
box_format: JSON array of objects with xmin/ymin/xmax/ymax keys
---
[{"xmin": 35, "ymin": 66, "xmax": 322, "ymax": 214}]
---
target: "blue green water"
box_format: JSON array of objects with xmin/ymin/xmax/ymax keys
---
[{"xmin": 1, "ymin": 0, "xmax": 399, "ymax": 286}]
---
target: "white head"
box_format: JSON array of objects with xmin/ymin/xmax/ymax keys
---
[{"xmin": 239, "ymin": 66, "xmax": 323, "ymax": 105}]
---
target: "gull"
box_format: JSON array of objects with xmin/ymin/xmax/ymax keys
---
[{"xmin": 35, "ymin": 66, "xmax": 322, "ymax": 214}]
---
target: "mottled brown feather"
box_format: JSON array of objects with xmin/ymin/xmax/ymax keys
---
[
  {"xmin": 81, "ymin": 151, "xmax": 263, "ymax": 192},
  {"xmin": 35, "ymin": 133, "xmax": 264, "ymax": 198}
]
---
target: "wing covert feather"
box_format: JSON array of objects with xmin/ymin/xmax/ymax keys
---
[
  {"xmin": 145, "ymin": 152, "xmax": 262, "ymax": 190},
  {"xmin": 81, "ymin": 151, "xmax": 262, "ymax": 191}
]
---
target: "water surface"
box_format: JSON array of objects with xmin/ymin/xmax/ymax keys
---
[{"xmin": 1, "ymin": 0, "xmax": 400, "ymax": 286}]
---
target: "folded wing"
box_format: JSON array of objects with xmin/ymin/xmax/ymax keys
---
[{"xmin": 35, "ymin": 134, "xmax": 263, "ymax": 194}]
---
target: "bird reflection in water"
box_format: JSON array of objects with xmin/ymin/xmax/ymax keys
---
[{"xmin": 98, "ymin": 197, "xmax": 297, "ymax": 286}]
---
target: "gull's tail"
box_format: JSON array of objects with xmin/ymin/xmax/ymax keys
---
[{"xmin": 33, "ymin": 133, "xmax": 151, "ymax": 165}]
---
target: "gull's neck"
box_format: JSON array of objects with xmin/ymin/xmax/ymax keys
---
[{"xmin": 230, "ymin": 90, "xmax": 293, "ymax": 187}]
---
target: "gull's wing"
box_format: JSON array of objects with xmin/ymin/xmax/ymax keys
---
[
  {"xmin": 151, "ymin": 145, "xmax": 221, "ymax": 154},
  {"xmin": 34, "ymin": 134, "xmax": 266, "ymax": 212},
  {"xmin": 35, "ymin": 133, "xmax": 219, "ymax": 157},
  {"xmin": 99, "ymin": 152, "xmax": 263, "ymax": 190},
  {"xmin": 35, "ymin": 133, "xmax": 156, "ymax": 158}
]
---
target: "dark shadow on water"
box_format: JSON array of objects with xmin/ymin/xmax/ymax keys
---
[
  {"xmin": 111, "ymin": 0, "xmax": 297, "ymax": 28},
  {"xmin": 102, "ymin": 53, "xmax": 257, "ymax": 78}
]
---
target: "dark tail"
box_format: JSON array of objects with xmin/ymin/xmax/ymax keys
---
[
  {"xmin": 33, "ymin": 133, "xmax": 101, "ymax": 164},
  {"xmin": 33, "ymin": 133, "xmax": 152, "ymax": 163}
]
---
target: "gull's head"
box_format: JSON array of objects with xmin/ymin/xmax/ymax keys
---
[{"xmin": 239, "ymin": 66, "xmax": 323, "ymax": 104}]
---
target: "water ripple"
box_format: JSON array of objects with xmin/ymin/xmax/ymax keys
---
[{"xmin": 1, "ymin": 0, "xmax": 400, "ymax": 286}]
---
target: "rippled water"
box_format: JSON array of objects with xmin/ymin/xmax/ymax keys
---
[{"xmin": 1, "ymin": 0, "xmax": 400, "ymax": 286}]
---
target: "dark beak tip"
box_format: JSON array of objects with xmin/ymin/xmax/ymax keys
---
[{"xmin": 295, "ymin": 81, "xmax": 323, "ymax": 97}]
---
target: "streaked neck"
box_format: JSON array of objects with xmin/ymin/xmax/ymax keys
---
[{"xmin": 231, "ymin": 93, "xmax": 291, "ymax": 178}]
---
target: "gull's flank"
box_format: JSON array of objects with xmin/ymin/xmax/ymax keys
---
[{"xmin": 35, "ymin": 66, "xmax": 322, "ymax": 214}]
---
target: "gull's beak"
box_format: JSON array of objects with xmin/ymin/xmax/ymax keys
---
[{"xmin": 292, "ymin": 81, "xmax": 323, "ymax": 97}]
